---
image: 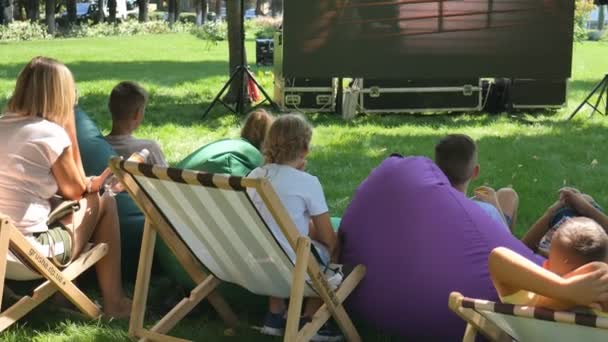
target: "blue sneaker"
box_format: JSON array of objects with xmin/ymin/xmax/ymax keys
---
[
  {"xmin": 300, "ymin": 317, "xmax": 344, "ymax": 342},
  {"xmin": 260, "ymin": 312, "xmax": 286, "ymax": 337}
]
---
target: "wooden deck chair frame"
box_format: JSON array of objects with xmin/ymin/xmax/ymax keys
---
[
  {"xmin": 449, "ymin": 291, "xmax": 608, "ymax": 342},
  {"xmin": 0, "ymin": 215, "xmax": 108, "ymax": 332},
  {"xmin": 110, "ymin": 157, "xmax": 366, "ymax": 342}
]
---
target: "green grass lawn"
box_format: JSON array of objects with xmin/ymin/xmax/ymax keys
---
[{"xmin": 1, "ymin": 34, "xmax": 608, "ymax": 341}]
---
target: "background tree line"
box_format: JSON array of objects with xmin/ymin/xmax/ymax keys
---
[{"xmin": 0, "ymin": 0, "xmax": 283, "ymax": 32}]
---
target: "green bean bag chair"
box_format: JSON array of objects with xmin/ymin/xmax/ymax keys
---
[
  {"xmin": 156, "ymin": 138, "xmax": 265, "ymax": 288},
  {"xmin": 75, "ymin": 109, "xmax": 144, "ymax": 279},
  {"xmin": 176, "ymin": 138, "xmax": 264, "ymax": 174}
]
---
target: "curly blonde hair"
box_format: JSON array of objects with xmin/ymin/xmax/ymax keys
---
[
  {"xmin": 263, "ymin": 113, "xmax": 312, "ymax": 164},
  {"xmin": 7, "ymin": 56, "xmax": 76, "ymax": 126}
]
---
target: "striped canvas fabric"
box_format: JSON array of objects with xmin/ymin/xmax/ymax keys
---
[
  {"xmin": 6, "ymin": 250, "xmax": 42, "ymax": 280},
  {"xmin": 461, "ymin": 296, "xmax": 608, "ymax": 341},
  {"xmin": 125, "ymin": 162, "xmax": 318, "ymax": 298}
]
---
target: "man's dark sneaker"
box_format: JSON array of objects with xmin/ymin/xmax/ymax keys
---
[
  {"xmin": 260, "ymin": 312, "xmax": 286, "ymax": 336},
  {"xmin": 299, "ymin": 317, "xmax": 344, "ymax": 342}
]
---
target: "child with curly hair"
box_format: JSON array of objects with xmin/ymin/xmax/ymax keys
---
[{"xmin": 246, "ymin": 113, "xmax": 340, "ymax": 341}]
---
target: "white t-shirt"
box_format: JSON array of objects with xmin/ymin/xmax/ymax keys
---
[
  {"xmin": 247, "ymin": 164, "xmax": 329, "ymax": 260},
  {"xmin": 0, "ymin": 114, "xmax": 71, "ymax": 235}
]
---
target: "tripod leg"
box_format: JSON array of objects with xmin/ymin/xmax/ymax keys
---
[
  {"xmin": 238, "ymin": 66, "xmax": 252, "ymax": 115},
  {"xmin": 603, "ymin": 76, "xmax": 608, "ymax": 115},
  {"xmin": 605, "ymin": 80, "xmax": 608, "ymax": 115},
  {"xmin": 245, "ymin": 68, "xmax": 281, "ymax": 112},
  {"xmin": 568, "ymin": 75, "xmax": 608, "ymax": 120},
  {"xmin": 589, "ymin": 78, "xmax": 608, "ymax": 118},
  {"xmin": 202, "ymin": 66, "xmax": 243, "ymax": 118}
]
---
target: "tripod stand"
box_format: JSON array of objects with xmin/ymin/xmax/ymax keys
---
[
  {"xmin": 568, "ymin": 74, "xmax": 608, "ymax": 120},
  {"xmin": 202, "ymin": 0, "xmax": 279, "ymax": 118}
]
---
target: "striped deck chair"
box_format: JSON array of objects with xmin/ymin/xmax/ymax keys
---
[
  {"xmin": 109, "ymin": 157, "xmax": 366, "ymax": 342},
  {"xmin": 448, "ymin": 291, "xmax": 608, "ymax": 342},
  {"xmin": 0, "ymin": 214, "xmax": 108, "ymax": 332}
]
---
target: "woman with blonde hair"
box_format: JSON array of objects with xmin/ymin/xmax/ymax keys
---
[{"xmin": 0, "ymin": 56, "xmax": 131, "ymax": 318}]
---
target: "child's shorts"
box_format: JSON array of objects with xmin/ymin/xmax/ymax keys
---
[{"xmin": 311, "ymin": 240, "xmax": 331, "ymax": 266}]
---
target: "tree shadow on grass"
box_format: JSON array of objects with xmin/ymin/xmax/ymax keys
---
[
  {"xmin": 0, "ymin": 60, "xmax": 231, "ymax": 87},
  {"xmin": 569, "ymin": 78, "xmax": 606, "ymax": 94},
  {"xmin": 77, "ymin": 91, "xmax": 248, "ymax": 132}
]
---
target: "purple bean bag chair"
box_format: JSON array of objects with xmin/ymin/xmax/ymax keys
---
[{"xmin": 339, "ymin": 155, "xmax": 543, "ymax": 339}]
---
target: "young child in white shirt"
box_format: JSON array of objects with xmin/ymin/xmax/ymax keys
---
[{"xmin": 246, "ymin": 113, "xmax": 340, "ymax": 341}]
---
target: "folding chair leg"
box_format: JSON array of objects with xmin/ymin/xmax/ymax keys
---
[
  {"xmin": 0, "ymin": 243, "xmax": 108, "ymax": 332},
  {"xmin": 129, "ymin": 220, "xmax": 157, "ymax": 337},
  {"xmin": 6, "ymin": 224, "xmax": 101, "ymax": 318},
  {"xmin": 149, "ymin": 275, "xmax": 221, "ymax": 336},
  {"xmin": 463, "ymin": 324, "xmax": 478, "ymax": 342},
  {"xmin": 114, "ymin": 166, "xmax": 238, "ymax": 332},
  {"xmin": 448, "ymin": 292, "xmax": 512, "ymax": 342},
  {"xmin": 206, "ymin": 291, "xmax": 238, "ymax": 329},
  {"xmin": 299, "ymin": 265, "xmax": 366, "ymax": 342},
  {"xmin": 285, "ymin": 237, "xmax": 311, "ymax": 341},
  {"xmin": 0, "ymin": 219, "xmax": 11, "ymax": 312}
]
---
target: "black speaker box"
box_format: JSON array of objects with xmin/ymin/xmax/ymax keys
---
[
  {"xmin": 361, "ymin": 79, "xmax": 481, "ymax": 112},
  {"xmin": 256, "ymin": 39, "xmax": 274, "ymax": 66},
  {"xmin": 510, "ymin": 79, "xmax": 567, "ymax": 108},
  {"xmin": 280, "ymin": 78, "xmax": 335, "ymax": 111}
]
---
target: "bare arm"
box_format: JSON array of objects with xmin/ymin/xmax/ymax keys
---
[
  {"xmin": 521, "ymin": 205, "xmax": 557, "ymax": 251},
  {"xmin": 489, "ymin": 247, "xmax": 608, "ymax": 307},
  {"xmin": 51, "ymin": 148, "xmax": 111, "ymax": 200},
  {"xmin": 51, "ymin": 147, "xmax": 87, "ymax": 200},
  {"xmin": 310, "ymin": 212, "xmax": 337, "ymax": 256},
  {"xmin": 561, "ymin": 188, "xmax": 608, "ymax": 232},
  {"xmin": 64, "ymin": 115, "xmax": 87, "ymax": 180}
]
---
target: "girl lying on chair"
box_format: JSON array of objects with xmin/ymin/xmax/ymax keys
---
[{"xmin": 0, "ymin": 57, "xmax": 131, "ymax": 318}]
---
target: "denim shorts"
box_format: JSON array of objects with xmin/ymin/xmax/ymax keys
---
[{"xmin": 311, "ymin": 240, "xmax": 331, "ymax": 266}]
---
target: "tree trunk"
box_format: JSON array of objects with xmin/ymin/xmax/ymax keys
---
[
  {"xmin": 167, "ymin": 0, "xmax": 175, "ymax": 26},
  {"xmin": 108, "ymin": 0, "xmax": 116, "ymax": 22},
  {"xmin": 195, "ymin": 0, "xmax": 207, "ymax": 25},
  {"xmin": 214, "ymin": 0, "xmax": 220, "ymax": 18},
  {"xmin": 270, "ymin": 0, "xmax": 280, "ymax": 16},
  {"xmin": 138, "ymin": 0, "xmax": 148, "ymax": 21},
  {"xmin": 66, "ymin": 0, "xmax": 75, "ymax": 24},
  {"xmin": 45, "ymin": 0, "xmax": 54, "ymax": 33},
  {"xmin": 2, "ymin": 0, "xmax": 14, "ymax": 24},
  {"xmin": 15, "ymin": 0, "xmax": 25, "ymax": 21},
  {"xmin": 599, "ymin": 5, "xmax": 606, "ymax": 31},
  {"xmin": 96, "ymin": 0, "xmax": 104, "ymax": 22},
  {"xmin": 224, "ymin": 0, "xmax": 247, "ymax": 105},
  {"xmin": 255, "ymin": 0, "xmax": 264, "ymax": 15},
  {"xmin": 25, "ymin": 0, "xmax": 39, "ymax": 21}
]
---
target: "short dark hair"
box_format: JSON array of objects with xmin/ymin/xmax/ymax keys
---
[
  {"xmin": 108, "ymin": 81, "xmax": 148, "ymax": 121},
  {"xmin": 558, "ymin": 217, "xmax": 608, "ymax": 264},
  {"xmin": 434, "ymin": 134, "xmax": 477, "ymax": 186}
]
